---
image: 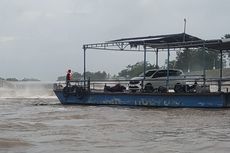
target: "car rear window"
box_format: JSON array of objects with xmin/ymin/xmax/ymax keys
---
[{"xmin": 169, "ymin": 70, "xmax": 181, "ymax": 76}]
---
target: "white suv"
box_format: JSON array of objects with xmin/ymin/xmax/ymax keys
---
[{"xmin": 128, "ymin": 69, "xmax": 185, "ymax": 92}]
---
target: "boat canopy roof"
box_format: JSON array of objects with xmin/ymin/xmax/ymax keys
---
[
  {"xmin": 83, "ymin": 33, "xmax": 230, "ymax": 51},
  {"xmin": 110, "ymin": 33, "xmax": 201, "ymax": 44}
]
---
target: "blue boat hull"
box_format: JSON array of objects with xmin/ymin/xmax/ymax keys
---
[{"xmin": 54, "ymin": 90, "xmax": 230, "ymax": 108}]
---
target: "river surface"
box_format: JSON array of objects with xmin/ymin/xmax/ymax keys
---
[{"xmin": 1, "ymin": 96, "xmax": 230, "ymax": 153}]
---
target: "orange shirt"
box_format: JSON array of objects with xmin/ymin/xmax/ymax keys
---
[{"xmin": 66, "ymin": 73, "xmax": 72, "ymax": 81}]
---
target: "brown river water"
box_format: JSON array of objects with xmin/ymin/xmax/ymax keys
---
[{"xmin": 1, "ymin": 87, "xmax": 230, "ymax": 153}]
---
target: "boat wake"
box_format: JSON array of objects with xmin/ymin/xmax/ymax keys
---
[
  {"xmin": 0, "ymin": 81, "xmax": 55, "ymax": 98},
  {"xmin": 0, "ymin": 81, "xmax": 60, "ymax": 105},
  {"xmin": 0, "ymin": 88, "xmax": 55, "ymax": 98},
  {"xmin": 0, "ymin": 96, "xmax": 60, "ymax": 106}
]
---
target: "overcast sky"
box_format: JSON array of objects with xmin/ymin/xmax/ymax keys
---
[{"xmin": 0, "ymin": 0, "xmax": 229, "ymax": 81}]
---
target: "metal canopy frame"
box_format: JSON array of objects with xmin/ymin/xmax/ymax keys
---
[
  {"xmin": 83, "ymin": 33, "xmax": 203, "ymax": 52},
  {"xmin": 83, "ymin": 33, "xmax": 230, "ymax": 91}
]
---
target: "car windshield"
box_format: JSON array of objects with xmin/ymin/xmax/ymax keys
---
[{"xmin": 139, "ymin": 70, "xmax": 156, "ymax": 77}]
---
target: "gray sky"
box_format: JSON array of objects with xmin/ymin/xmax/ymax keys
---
[{"xmin": 0, "ymin": 0, "xmax": 229, "ymax": 81}]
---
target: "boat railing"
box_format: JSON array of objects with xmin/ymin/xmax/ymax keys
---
[
  {"xmin": 89, "ymin": 76, "xmax": 230, "ymax": 93},
  {"xmin": 53, "ymin": 80, "xmax": 90, "ymax": 91},
  {"xmin": 53, "ymin": 76, "xmax": 230, "ymax": 93}
]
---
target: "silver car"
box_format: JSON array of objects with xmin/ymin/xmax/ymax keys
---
[{"xmin": 128, "ymin": 69, "xmax": 185, "ymax": 92}]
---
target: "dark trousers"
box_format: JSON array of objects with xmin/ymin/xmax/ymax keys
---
[{"xmin": 66, "ymin": 81, "xmax": 71, "ymax": 87}]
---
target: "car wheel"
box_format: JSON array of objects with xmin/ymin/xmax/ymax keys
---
[{"xmin": 144, "ymin": 83, "xmax": 154, "ymax": 93}]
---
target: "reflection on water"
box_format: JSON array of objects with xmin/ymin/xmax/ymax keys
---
[{"xmin": 1, "ymin": 97, "xmax": 230, "ymax": 153}]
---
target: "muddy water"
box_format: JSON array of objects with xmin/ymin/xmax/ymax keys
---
[{"xmin": 1, "ymin": 97, "xmax": 230, "ymax": 153}]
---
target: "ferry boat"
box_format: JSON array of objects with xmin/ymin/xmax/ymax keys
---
[{"xmin": 54, "ymin": 33, "xmax": 230, "ymax": 108}]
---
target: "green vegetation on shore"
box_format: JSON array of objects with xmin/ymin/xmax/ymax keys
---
[{"xmin": 0, "ymin": 78, "xmax": 40, "ymax": 82}]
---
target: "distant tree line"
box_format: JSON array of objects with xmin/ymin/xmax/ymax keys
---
[
  {"xmin": 172, "ymin": 34, "xmax": 230, "ymax": 72},
  {"xmin": 224, "ymin": 34, "xmax": 230, "ymax": 39},
  {"xmin": 0, "ymin": 77, "xmax": 40, "ymax": 81},
  {"xmin": 57, "ymin": 71, "xmax": 108, "ymax": 81},
  {"xmin": 172, "ymin": 48, "xmax": 221, "ymax": 72},
  {"xmin": 118, "ymin": 61, "xmax": 158, "ymax": 79}
]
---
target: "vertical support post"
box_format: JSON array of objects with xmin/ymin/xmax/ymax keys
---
[
  {"xmin": 220, "ymin": 49, "xmax": 223, "ymax": 79},
  {"xmin": 202, "ymin": 43, "xmax": 206, "ymax": 85},
  {"xmin": 219, "ymin": 49, "xmax": 223, "ymax": 92},
  {"xmin": 166, "ymin": 46, "xmax": 170, "ymax": 90},
  {"xmin": 156, "ymin": 48, "xmax": 159, "ymax": 69},
  {"xmin": 144, "ymin": 45, "xmax": 147, "ymax": 79},
  {"xmin": 87, "ymin": 78, "xmax": 90, "ymax": 92},
  {"xmin": 83, "ymin": 45, "xmax": 86, "ymax": 88},
  {"xmin": 183, "ymin": 18, "xmax": 186, "ymax": 42},
  {"xmin": 142, "ymin": 44, "xmax": 147, "ymax": 90}
]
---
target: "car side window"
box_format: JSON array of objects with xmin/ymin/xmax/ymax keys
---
[
  {"xmin": 145, "ymin": 71, "xmax": 156, "ymax": 77},
  {"xmin": 153, "ymin": 70, "xmax": 167, "ymax": 78}
]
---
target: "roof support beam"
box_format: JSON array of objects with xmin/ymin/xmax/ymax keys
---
[{"xmin": 202, "ymin": 44, "xmax": 206, "ymax": 85}]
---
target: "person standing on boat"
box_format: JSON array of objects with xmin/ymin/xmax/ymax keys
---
[{"xmin": 66, "ymin": 69, "xmax": 72, "ymax": 87}]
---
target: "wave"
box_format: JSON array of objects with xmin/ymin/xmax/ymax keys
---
[{"xmin": 0, "ymin": 81, "xmax": 56, "ymax": 99}]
